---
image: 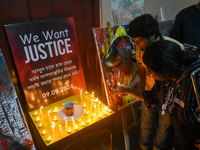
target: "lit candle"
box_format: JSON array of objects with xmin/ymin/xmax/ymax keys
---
[
  {"xmin": 85, "ymin": 91, "xmax": 88, "ymax": 95},
  {"xmin": 68, "ymin": 127, "xmax": 71, "ymax": 134},
  {"xmin": 38, "ymin": 123, "xmax": 43, "ymax": 128},
  {"xmin": 82, "ymin": 121, "xmax": 86, "ymax": 127},
  {"xmin": 46, "ymin": 136, "xmax": 51, "ymax": 142},
  {"xmin": 80, "ymin": 89, "xmax": 83, "ymax": 102},
  {"xmin": 74, "ymin": 125, "xmax": 78, "ymax": 131},
  {"xmin": 33, "ymin": 111, "xmax": 38, "ymax": 116},
  {"xmin": 53, "ymin": 116, "xmax": 58, "ymax": 121},
  {"xmin": 98, "ymin": 101, "xmax": 101, "ymax": 116},
  {"xmin": 59, "ymin": 124, "xmax": 63, "ymax": 136},
  {"xmin": 104, "ymin": 111, "xmax": 108, "ymax": 116},
  {"xmin": 94, "ymin": 97, "xmax": 98, "ymax": 103},
  {"xmin": 77, "ymin": 119, "xmax": 81, "ymax": 122},
  {"xmin": 51, "ymin": 122, "xmax": 55, "ymax": 139},
  {"xmin": 90, "ymin": 100, "xmax": 94, "ymax": 111},
  {"xmin": 41, "ymin": 130, "xmax": 46, "ymax": 135},
  {"xmin": 99, "ymin": 112, "xmax": 102, "ymax": 119},
  {"xmin": 53, "ymin": 107, "xmax": 57, "ymax": 113},
  {"xmin": 85, "ymin": 111, "xmax": 90, "ymax": 115},
  {"xmin": 65, "ymin": 118, "xmax": 68, "ymax": 132},
  {"xmin": 91, "ymin": 113, "xmax": 95, "ymax": 117},
  {"xmin": 94, "ymin": 103, "xmax": 97, "ymax": 113},
  {"xmin": 91, "ymin": 91, "xmax": 94, "ymax": 100},
  {"xmin": 83, "ymin": 103, "xmax": 86, "ymax": 108},
  {"xmin": 86, "ymin": 119, "xmax": 90, "ymax": 124},
  {"xmin": 72, "ymin": 117, "xmax": 76, "ymax": 129},
  {"xmin": 48, "ymin": 110, "xmax": 51, "ymax": 123},
  {"xmin": 74, "ymin": 101, "xmax": 78, "ymax": 104},
  {"xmin": 36, "ymin": 117, "xmax": 40, "ymax": 122},
  {"xmin": 108, "ymin": 109, "xmax": 112, "ymax": 113},
  {"xmin": 40, "ymin": 106, "xmax": 43, "ymax": 118}
]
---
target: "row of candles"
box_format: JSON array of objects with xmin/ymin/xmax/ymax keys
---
[{"xmin": 32, "ymin": 91, "xmax": 113, "ymax": 143}]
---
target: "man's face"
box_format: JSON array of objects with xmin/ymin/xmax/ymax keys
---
[{"xmin": 132, "ymin": 36, "xmax": 152, "ymax": 50}]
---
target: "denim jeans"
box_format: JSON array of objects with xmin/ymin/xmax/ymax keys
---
[{"xmin": 139, "ymin": 102, "xmax": 172, "ymax": 150}]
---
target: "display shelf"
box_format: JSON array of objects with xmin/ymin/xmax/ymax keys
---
[{"xmin": 28, "ymin": 91, "xmax": 114, "ymax": 146}]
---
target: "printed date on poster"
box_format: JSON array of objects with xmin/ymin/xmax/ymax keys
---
[{"xmin": 42, "ymin": 85, "xmax": 72, "ymax": 99}]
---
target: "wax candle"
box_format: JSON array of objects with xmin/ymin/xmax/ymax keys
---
[
  {"xmin": 104, "ymin": 111, "xmax": 108, "ymax": 116},
  {"xmin": 85, "ymin": 91, "xmax": 88, "ymax": 95},
  {"xmin": 98, "ymin": 101, "xmax": 101, "ymax": 116},
  {"xmin": 74, "ymin": 125, "xmax": 78, "ymax": 131},
  {"xmin": 53, "ymin": 116, "xmax": 57, "ymax": 121},
  {"xmin": 33, "ymin": 111, "xmax": 38, "ymax": 116},
  {"xmin": 65, "ymin": 118, "xmax": 68, "ymax": 132},
  {"xmin": 59, "ymin": 124, "xmax": 63, "ymax": 136},
  {"xmin": 99, "ymin": 112, "xmax": 102, "ymax": 119},
  {"xmin": 83, "ymin": 103, "xmax": 86, "ymax": 108},
  {"xmin": 51, "ymin": 122, "xmax": 55, "ymax": 139},
  {"xmin": 80, "ymin": 89, "xmax": 83, "ymax": 102},
  {"xmin": 82, "ymin": 121, "xmax": 86, "ymax": 127},
  {"xmin": 90, "ymin": 100, "xmax": 94, "ymax": 111},
  {"xmin": 41, "ymin": 130, "xmax": 46, "ymax": 135},
  {"xmin": 46, "ymin": 136, "xmax": 51, "ymax": 142},
  {"xmin": 38, "ymin": 123, "xmax": 43, "ymax": 128},
  {"xmin": 68, "ymin": 127, "xmax": 71, "ymax": 134},
  {"xmin": 94, "ymin": 97, "xmax": 98, "ymax": 103},
  {"xmin": 72, "ymin": 117, "xmax": 76, "ymax": 129},
  {"xmin": 53, "ymin": 107, "xmax": 57, "ymax": 113},
  {"xmin": 86, "ymin": 119, "xmax": 90, "ymax": 124},
  {"xmin": 91, "ymin": 91, "xmax": 94, "ymax": 100},
  {"xmin": 40, "ymin": 106, "xmax": 43, "ymax": 118},
  {"xmin": 48, "ymin": 110, "xmax": 51, "ymax": 123},
  {"xmin": 36, "ymin": 117, "xmax": 40, "ymax": 122},
  {"xmin": 85, "ymin": 111, "xmax": 90, "ymax": 115}
]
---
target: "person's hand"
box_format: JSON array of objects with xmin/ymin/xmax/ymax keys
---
[
  {"xmin": 113, "ymin": 85, "xmax": 127, "ymax": 95},
  {"xmin": 195, "ymin": 139, "xmax": 200, "ymax": 150},
  {"xmin": 183, "ymin": 43, "xmax": 197, "ymax": 51}
]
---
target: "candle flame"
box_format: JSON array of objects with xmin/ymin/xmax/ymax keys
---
[
  {"xmin": 68, "ymin": 127, "xmax": 71, "ymax": 133},
  {"xmin": 99, "ymin": 112, "xmax": 102, "ymax": 119},
  {"xmin": 46, "ymin": 136, "xmax": 51, "ymax": 142},
  {"xmin": 33, "ymin": 111, "xmax": 38, "ymax": 116},
  {"xmin": 40, "ymin": 106, "xmax": 43, "ymax": 110},
  {"xmin": 54, "ymin": 116, "xmax": 57, "ymax": 121},
  {"xmin": 82, "ymin": 121, "xmax": 86, "ymax": 127},
  {"xmin": 52, "ymin": 122, "xmax": 55, "ymax": 129},
  {"xmin": 86, "ymin": 119, "xmax": 90, "ymax": 124},
  {"xmin": 39, "ymin": 123, "xmax": 43, "ymax": 128},
  {"xmin": 36, "ymin": 117, "xmax": 40, "ymax": 121},
  {"xmin": 42, "ymin": 130, "xmax": 46, "ymax": 135},
  {"xmin": 85, "ymin": 111, "xmax": 90, "ymax": 115},
  {"xmin": 53, "ymin": 107, "xmax": 57, "ymax": 112},
  {"xmin": 48, "ymin": 110, "xmax": 51, "ymax": 114},
  {"xmin": 74, "ymin": 125, "xmax": 78, "ymax": 130}
]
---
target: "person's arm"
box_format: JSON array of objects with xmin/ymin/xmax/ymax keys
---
[
  {"xmin": 115, "ymin": 85, "xmax": 144, "ymax": 101},
  {"xmin": 121, "ymin": 63, "xmax": 145, "ymax": 88}
]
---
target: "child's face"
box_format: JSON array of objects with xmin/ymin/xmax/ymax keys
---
[{"xmin": 132, "ymin": 36, "xmax": 152, "ymax": 50}]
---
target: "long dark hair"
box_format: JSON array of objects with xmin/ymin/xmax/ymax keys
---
[{"xmin": 143, "ymin": 40, "xmax": 199, "ymax": 79}]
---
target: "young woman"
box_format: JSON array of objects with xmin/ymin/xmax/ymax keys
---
[{"xmin": 143, "ymin": 40, "xmax": 200, "ymax": 150}]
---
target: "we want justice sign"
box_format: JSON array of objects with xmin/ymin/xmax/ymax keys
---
[{"xmin": 5, "ymin": 17, "xmax": 86, "ymax": 111}]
